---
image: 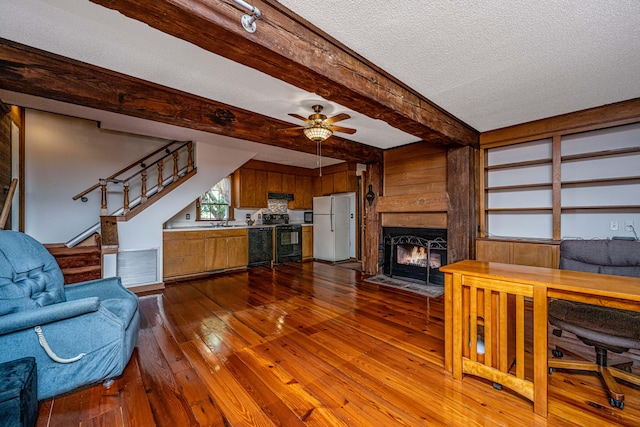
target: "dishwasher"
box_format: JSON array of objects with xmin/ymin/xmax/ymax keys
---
[{"xmin": 247, "ymin": 227, "xmax": 273, "ymax": 267}]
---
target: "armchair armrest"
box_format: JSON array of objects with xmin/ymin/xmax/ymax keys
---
[
  {"xmin": 0, "ymin": 297, "xmax": 100, "ymax": 336},
  {"xmin": 65, "ymin": 276, "xmax": 135, "ymax": 302}
]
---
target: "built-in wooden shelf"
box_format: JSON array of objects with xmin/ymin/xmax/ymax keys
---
[
  {"xmin": 485, "ymin": 158, "xmax": 552, "ymax": 171},
  {"xmin": 561, "ymin": 205, "xmax": 640, "ymax": 212},
  {"xmin": 486, "ymin": 207, "xmax": 552, "ymax": 212},
  {"xmin": 486, "ymin": 182, "xmax": 552, "ymax": 191},
  {"xmin": 561, "ymin": 146, "xmax": 640, "ymax": 162},
  {"xmin": 561, "ymin": 175, "xmax": 640, "ymax": 187}
]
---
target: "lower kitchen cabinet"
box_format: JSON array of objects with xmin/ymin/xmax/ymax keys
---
[
  {"xmin": 162, "ymin": 231, "xmax": 206, "ymax": 278},
  {"xmin": 302, "ymin": 226, "xmax": 313, "ymax": 260},
  {"xmin": 163, "ymin": 228, "xmax": 248, "ymax": 279}
]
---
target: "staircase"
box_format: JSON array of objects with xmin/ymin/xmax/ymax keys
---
[
  {"xmin": 67, "ymin": 140, "xmax": 196, "ymax": 248},
  {"xmin": 45, "ymin": 234, "xmax": 102, "ymax": 284},
  {"xmin": 52, "ymin": 141, "xmax": 197, "ymax": 282}
]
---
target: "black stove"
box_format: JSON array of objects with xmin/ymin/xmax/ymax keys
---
[{"xmin": 262, "ymin": 213, "xmax": 289, "ymax": 225}]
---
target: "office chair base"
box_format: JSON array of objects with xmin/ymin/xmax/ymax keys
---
[{"xmin": 548, "ymin": 346, "xmax": 640, "ymax": 409}]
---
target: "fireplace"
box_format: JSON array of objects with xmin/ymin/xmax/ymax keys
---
[{"xmin": 383, "ymin": 227, "xmax": 447, "ymax": 286}]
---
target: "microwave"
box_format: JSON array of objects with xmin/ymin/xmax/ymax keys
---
[{"xmin": 303, "ymin": 211, "xmax": 313, "ymax": 223}]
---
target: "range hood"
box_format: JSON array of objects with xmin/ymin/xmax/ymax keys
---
[{"xmin": 268, "ymin": 192, "xmax": 294, "ymax": 201}]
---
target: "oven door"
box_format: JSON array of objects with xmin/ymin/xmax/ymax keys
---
[{"xmin": 275, "ymin": 225, "xmax": 302, "ymax": 263}]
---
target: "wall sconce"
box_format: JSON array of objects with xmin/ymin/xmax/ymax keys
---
[{"xmin": 365, "ymin": 184, "xmax": 375, "ymax": 207}]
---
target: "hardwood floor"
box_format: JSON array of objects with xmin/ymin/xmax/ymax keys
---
[{"xmin": 36, "ymin": 262, "xmax": 640, "ymax": 426}]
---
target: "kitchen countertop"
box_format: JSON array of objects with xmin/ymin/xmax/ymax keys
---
[{"xmin": 163, "ymin": 222, "xmax": 313, "ymax": 231}]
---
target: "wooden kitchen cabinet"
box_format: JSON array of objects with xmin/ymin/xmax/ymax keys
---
[
  {"xmin": 162, "ymin": 231, "xmax": 206, "ymax": 277},
  {"xmin": 267, "ymin": 171, "xmax": 282, "ymax": 193},
  {"xmin": 282, "ymin": 173, "xmax": 296, "ymax": 195},
  {"xmin": 227, "ymin": 234, "xmax": 249, "ymax": 268},
  {"xmin": 205, "ymin": 229, "xmax": 248, "ymax": 271},
  {"xmin": 163, "ymin": 228, "xmax": 248, "ymax": 279},
  {"xmin": 291, "ymin": 175, "xmax": 313, "ymax": 209},
  {"xmin": 234, "ymin": 168, "xmax": 267, "ymax": 208},
  {"xmin": 302, "ymin": 226, "xmax": 313, "ymax": 260}
]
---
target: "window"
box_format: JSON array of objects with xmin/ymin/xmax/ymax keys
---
[{"xmin": 197, "ymin": 176, "xmax": 234, "ymax": 221}]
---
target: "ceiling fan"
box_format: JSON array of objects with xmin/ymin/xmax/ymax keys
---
[{"xmin": 282, "ymin": 105, "xmax": 356, "ymax": 142}]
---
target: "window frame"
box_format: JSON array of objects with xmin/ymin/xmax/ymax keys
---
[{"xmin": 196, "ymin": 176, "xmax": 235, "ymax": 222}]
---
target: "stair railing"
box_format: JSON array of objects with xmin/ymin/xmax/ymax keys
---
[
  {"xmin": 73, "ymin": 140, "xmax": 188, "ymax": 202},
  {"xmin": 97, "ymin": 141, "xmax": 194, "ymax": 216}
]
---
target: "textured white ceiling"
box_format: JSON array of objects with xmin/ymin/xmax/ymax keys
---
[
  {"xmin": 278, "ymin": 0, "xmax": 640, "ymax": 131},
  {"xmin": 1, "ymin": 0, "xmax": 639, "ymax": 167}
]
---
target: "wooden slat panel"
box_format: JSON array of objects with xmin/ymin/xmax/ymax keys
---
[
  {"xmin": 499, "ymin": 291, "xmax": 508, "ymax": 373},
  {"xmin": 516, "ymin": 295, "xmax": 525, "ymax": 379},
  {"xmin": 470, "ymin": 286, "xmax": 478, "ymax": 362},
  {"xmin": 484, "ymin": 289, "xmax": 493, "ymax": 368}
]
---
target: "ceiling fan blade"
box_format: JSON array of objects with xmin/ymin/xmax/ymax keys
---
[
  {"xmin": 329, "ymin": 125, "xmax": 357, "ymax": 135},
  {"xmin": 288, "ymin": 113, "xmax": 311, "ymax": 123},
  {"xmin": 279, "ymin": 126, "xmax": 307, "ymax": 131},
  {"xmin": 325, "ymin": 113, "xmax": 351, "ymax": 125}
]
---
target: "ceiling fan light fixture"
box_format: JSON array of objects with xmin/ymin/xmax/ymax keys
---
[{"xmin": 303, "ymin": 125, "xmax": 332, "ymax": 141}]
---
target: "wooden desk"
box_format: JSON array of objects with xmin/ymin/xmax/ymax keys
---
[{"xmin": 440, "ymin": 260, "xmax": 640, "ymax": 417}]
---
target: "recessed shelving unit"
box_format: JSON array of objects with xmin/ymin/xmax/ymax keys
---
[{"xmin": 480, "ymin": 119, "xmax": 640, "ymax": 241}]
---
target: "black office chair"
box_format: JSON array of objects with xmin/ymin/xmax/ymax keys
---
[{"xmin": 548, "ymin": 239, "xmax": 640, "ymax": 409}]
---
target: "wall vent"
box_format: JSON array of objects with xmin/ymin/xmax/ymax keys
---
[{"xmin": 117, "ymin": 249, "xmax": 157, "ymax": 286}]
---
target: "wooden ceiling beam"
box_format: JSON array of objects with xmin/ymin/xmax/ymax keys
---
[
  {"xmin": 89, "ymin": 0, "xmax": 479, "ymax": 148},
  {"xmin": 0, "ymin": 38, "xmax": 381, "ymax": 163}
]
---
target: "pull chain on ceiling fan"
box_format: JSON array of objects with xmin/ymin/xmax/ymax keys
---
[{"xmin": 280, "ymin": 104, "xmax": 357, "ymax": 176}]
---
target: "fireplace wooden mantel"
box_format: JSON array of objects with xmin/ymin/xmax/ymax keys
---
[{"xmin": 376, "ymin": 192, "xmax": 450, "ymax": 213}]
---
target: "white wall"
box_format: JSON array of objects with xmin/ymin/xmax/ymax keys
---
[
  {"xmin": 24, "ymin": 110, "xmax": 170, "ymax": 242},
  {"xmin": 23, "ymin": 110, "xmax": 256, "ymax": 286}
]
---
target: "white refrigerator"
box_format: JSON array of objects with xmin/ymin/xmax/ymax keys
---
[{"xmin": 313, "ymin": 195, "xmax": 350, "ymax": 262}]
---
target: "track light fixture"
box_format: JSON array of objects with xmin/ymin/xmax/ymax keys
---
[{"xmin": 233, "ymin": 0, "xmax": 262, "ymax": 33}]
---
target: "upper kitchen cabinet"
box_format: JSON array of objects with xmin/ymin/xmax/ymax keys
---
[
  {"xmin": 290, "ymin": 175, "xmax": 313, "ymax": 209},
  {"xmin": 234, "ymin": 167, "xmax": 268, "ymax": 208},
  {"xmin": 313, "ymin": 163, "xmax": 359, "ymax": 196},
  {"xmin": 233, "ymin": 160, "xmax": 317, "ymax": 209},
  {"xmin": 267, "ymin": 171, "xmax": 282, "ymax": 193}
]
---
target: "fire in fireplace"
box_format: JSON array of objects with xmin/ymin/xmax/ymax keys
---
[{"xmin": 383, "ymin": 227, "xmax": 447, "ymax": 286}]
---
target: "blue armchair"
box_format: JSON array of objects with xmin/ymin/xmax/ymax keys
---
[{"xmin": 0, "ymin": 230, "xmax": 139, "ymax": 400}]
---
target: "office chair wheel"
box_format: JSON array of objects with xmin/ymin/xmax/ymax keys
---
[
  {"xmin": 609, "ymin": 397, "xmax": 624, "ymax": 409},
  {"xmin": 493, "ymin": 383, "xmax": 502, "ymax": 391},
  {"xmin": 551, "ymin": 349, "xmax": 563, "ymax": 358}
]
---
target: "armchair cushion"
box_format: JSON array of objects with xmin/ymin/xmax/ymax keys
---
[{"xmin": 0, "ymin": 231, "xmax": 65, "ymax": 316}]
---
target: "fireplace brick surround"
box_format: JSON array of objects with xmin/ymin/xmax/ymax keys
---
[{"xmin": 383, "ymin": 227, "xmax": 448, "ymax": 286}]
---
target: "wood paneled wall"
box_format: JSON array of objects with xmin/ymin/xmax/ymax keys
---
[
  {"xmin": 381, "ymin": 142, "xmax": 448, "ymax": 229},
  {"xmin": 0, "ymin": 102, "xmax": 12, "ymax": 229}
]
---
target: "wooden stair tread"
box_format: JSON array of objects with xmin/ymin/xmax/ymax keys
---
[
  {"xmin": 46, "ymin": 246, "xmax": 101, "ymax": 255},
  {"xmin": 62, "ymin": 265, "xmax": 102, "ymax": 274}
]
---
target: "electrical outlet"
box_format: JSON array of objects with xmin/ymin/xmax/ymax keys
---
[
  {"xmin": 246, "ymin": 213, "xmax": 251, "ymax": 219},
  {"xmin": 186, "ymin": 213, "xmax": 190, "ymax": 220},
  {"xmin": 626, "ymin": 220, "xmax": 634, "ymax": 232},
  {"xmin": 610, "ymin": 220, "xmax": 619, "ymax": 231}
]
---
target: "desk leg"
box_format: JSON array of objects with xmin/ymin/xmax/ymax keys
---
[
  {"xmin": 444, "ymin": 273, "xmax": 453, "ymax": 373},
  {"xmin": 533, "ymin": 286, "xmax": 548, "ymax": 417}
]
